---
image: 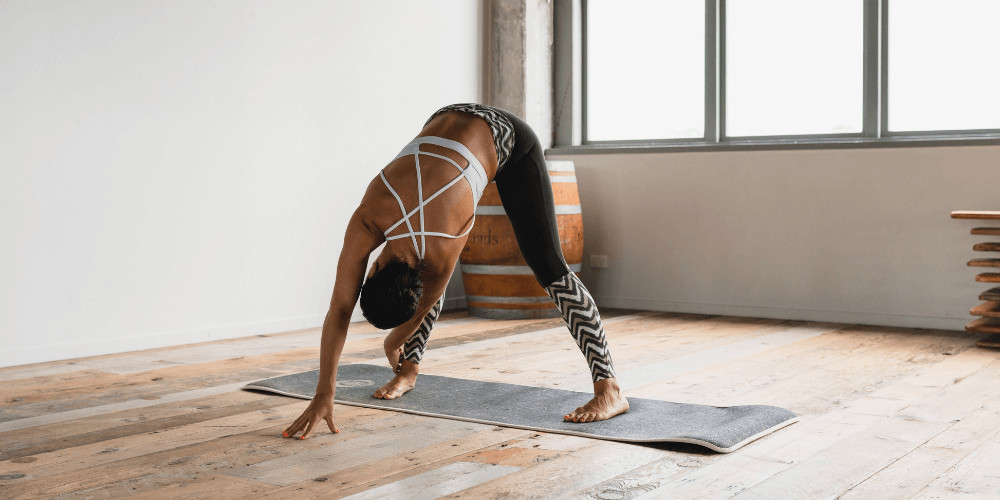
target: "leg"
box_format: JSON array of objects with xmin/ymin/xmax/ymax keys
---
[
  {"xmin": 544, "ymin": 273, "xmax": 615, "ymax": 381},
  {"xmin": 402, "ymin": 293, "xmax": 444, "ymax": 365},
  {"xmin": 374, "ymin": 294, "xmax": 444, "ymax": 400},
  {"xmin": 493, "ymin": 113, "xmax": 628, "ymax": 422},
  {"xmin": 544, "ymin": 273, "xmax": 629, "ymax": 422}
]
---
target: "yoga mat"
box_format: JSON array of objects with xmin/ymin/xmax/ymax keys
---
[{"xmin": 243, "ymin": 364, "xmax": 798, "ymax": 453}]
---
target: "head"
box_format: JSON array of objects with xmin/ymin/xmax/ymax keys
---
[{"xmin": 360, "ymin": 257, "xmax": 425, "ymax": 329}]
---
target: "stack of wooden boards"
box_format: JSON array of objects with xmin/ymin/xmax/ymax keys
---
[{"xmin": 951, "ymin": 210, "xmax": 1000, "ymax": 348}]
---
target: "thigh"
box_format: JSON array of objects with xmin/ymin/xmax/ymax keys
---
[{"xmin": 494, "ymin": 135, "xmax": 570, "ymax": 286}]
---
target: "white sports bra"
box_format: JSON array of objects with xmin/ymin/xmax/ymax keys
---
[{"xmin": 380, "ymin": 136, "xmax": 489, "ymax": 259}]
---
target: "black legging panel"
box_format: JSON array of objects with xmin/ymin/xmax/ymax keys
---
[{"xmin": 492, "ymin": 110, "xmax": 571, "ymax": 287}]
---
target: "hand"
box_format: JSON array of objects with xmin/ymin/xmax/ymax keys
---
[
  {"xmin": 385, "ymin": 343, "xmax": 404, "ymax": 374},
  {"xmin": 283, "ymin": 392, "xmax": 339, "ymax": 440}
]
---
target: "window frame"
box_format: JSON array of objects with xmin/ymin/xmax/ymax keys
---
[{"xmin": 552, "ymin": 0, "xmax": 1000, "ymax": 152}]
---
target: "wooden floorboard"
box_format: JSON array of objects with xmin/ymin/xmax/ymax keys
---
[{"xmin": 1, "ymin": 310, "xmax": 996, "ymax": 499}]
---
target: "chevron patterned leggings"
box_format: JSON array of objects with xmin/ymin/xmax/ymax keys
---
[
  {"xmin": 543, "ymin": 272, "xmax": 616, "ymax": 381},
  {"xmin": 402, "ymin": 293, "xmax": 444, "ymax": 364}
]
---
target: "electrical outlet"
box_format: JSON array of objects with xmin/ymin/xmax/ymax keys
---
[{"xmin": 590, "ymin": 254, "xmax": 608, "ymax": 268}]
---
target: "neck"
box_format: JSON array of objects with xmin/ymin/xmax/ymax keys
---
[{"xmin": 383, "ymin": 241, "xmax": 422, "ymax": 269}]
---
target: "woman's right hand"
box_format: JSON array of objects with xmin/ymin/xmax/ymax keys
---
[
  {"xmin": 385, "ymin": 340, "xmax": 405, "ymax": 374},
  {"xmin": 282, "ymin": 392, "xmax": 339, "ymax": 440}
]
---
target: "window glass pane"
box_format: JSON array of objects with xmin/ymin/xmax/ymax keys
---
[
  {"xmin": 888, "ymin": 0, "xmax": 1000, "ymax": 132},
  {"xmin": 726, "ymin": 0, "xmax": 863, "ymax": 137},
  {"xmin": 586, "ymin": 0, "xmax": 704, "ymax": 141}
]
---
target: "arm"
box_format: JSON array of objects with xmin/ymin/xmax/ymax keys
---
[{"xmin": 283, "ymin": 209, "xmax": 382, "ymax": 440}]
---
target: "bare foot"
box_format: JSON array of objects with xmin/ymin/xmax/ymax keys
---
[
  {"xmin": 374, "ymin": 360, "xmax": 418, "ymax": 399},
  {"xmin": 564, "ymin": 378, "xmax": 629, "ymax": 423}
]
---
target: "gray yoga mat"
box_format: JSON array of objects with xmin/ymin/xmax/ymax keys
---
[{"xmin": 243, "ymin": 364, "xmax": 798, "ymax": 453}]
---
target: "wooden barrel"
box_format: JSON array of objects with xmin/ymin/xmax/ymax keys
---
[{"xmin": 460, "ymin": 160, "xmax": 583, "ymax": 319}]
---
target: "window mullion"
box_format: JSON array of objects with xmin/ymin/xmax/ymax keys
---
[
  {"xmin": 717, "ymin": 0, "xmax": 727, "ymax": 141},
  {"xmin": 862, "ymin": 0, "xmax": 880, "ymax": 137},
  {"xmin": 705, "ymin": 0, "xmax": 719, "ymax": 143},
  {"xmin": 879, "ymin": 0, "xmax": 889, "ymax": 136},
  {"xmin": 581, "ymin": 0, "xmax": 589, "ymax": 144}
]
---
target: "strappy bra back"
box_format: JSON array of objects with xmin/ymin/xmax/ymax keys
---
[{"xmin": 380, "ymin": 136, "xmax": 488, "ymax": 259}]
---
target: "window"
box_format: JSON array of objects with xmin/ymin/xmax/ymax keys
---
[
  {"xmin": 586, "ymin": 1, "xmax": 704, "ymax": 140},
  {"xmin": 726, "ymin": 0, "xmax": 863, "ymax": 137},
  {"xmin": 565, "ymin": 0, "xmax": 1000, "ymax": 147},
  {"xmin": 887, "ymin": 0, "xmax": 1000, "ymax": 133}
]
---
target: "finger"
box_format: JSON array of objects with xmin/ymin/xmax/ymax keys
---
[
  {"xmin": 325, "ymin": 416, "xmax": 340, "ymax": 434},
  {"xmin": 283, "ymin": 418, "xmax": 302, "ymax": 437},
  {"xmin": 300, "ymin": 419, "xmax": 316, "ymax": 440},
  {"xmin": 289, "ymin": 411, "xmax": 312, "ymax": 435}
]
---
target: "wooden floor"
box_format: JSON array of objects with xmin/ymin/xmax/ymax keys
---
[{"xmin": 1, "ymin": 310, "xmax": 998, "ymax": 499}]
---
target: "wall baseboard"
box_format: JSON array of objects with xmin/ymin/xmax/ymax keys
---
[
  {"xmin": 433, "ymin": 292, "xmax": 967, "ymax": 332},
  {"xmin": 443, "ymin": 296, "xmax": 468, "ymax": 311},
  {"xmin": 4, "ymin": 298, "xmax": 473, "ymax": 369},
  {"xmin": 5, "ymin": 294, "xmax": 962, "ymax": 369},
  {"xmin": 595, "ymin": 295, "xmax": 968, "ymax": 332},
  {"xmin": 0, "ymin": 314, "xmax": 326, "ymax": 369}
]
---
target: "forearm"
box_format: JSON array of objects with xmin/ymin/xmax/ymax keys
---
[
  {"xmin": 382, "ymin": 286, "xmax": 448, "ymax": 355},
  {"xmin": 316, "ymin": 309, "xmax": 350, "ymax": 395}
]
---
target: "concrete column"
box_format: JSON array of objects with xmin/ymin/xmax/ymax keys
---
[{"xmin": 483, "ymin": 0, "xmax": 553, "ymax": 148}]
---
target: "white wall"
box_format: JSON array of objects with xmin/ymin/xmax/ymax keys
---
[
  {"xmin": 552, "ymin": 145, "xmax": 1000, "ymax": 331},
  {"xmin": 0, "ymin": 0, "xmax": 481, "ymax": 368}
]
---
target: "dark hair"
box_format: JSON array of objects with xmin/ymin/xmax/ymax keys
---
[{"xmin": 359, "ymin": 258, "xmax": 425, "ymax": 329}]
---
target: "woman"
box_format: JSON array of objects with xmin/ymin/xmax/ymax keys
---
[{"xmin": 283, "ymin": 104, "xmax": 628, "ymax": 440}]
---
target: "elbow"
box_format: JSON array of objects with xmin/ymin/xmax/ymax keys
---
[{"xmin": 325, "ymin": 306, "xmax": 354, "ymax": 327}]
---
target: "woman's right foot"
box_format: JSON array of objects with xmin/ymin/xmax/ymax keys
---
[{"xmin": 564, "ymin": 377, "xmax": 630, "ymax": 423}]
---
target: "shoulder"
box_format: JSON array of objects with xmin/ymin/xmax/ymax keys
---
[
  {"xmin": 354, "ymin": 173, "xmax": 399, "ymax": 230},
  {"xmin": 342, "ymin": 193, "xmax": 386, "ymax": 254},
  {"xmin": 347, "ymin": 202, "xmax": 382, "ymax": 238}
]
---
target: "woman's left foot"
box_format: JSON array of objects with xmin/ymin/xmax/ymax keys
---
[
  {"xmin": 564, "ymin": 377, "xmax": 629, "ymax": 423},
  {"xmin": 374, "ymin": 360, "xmax": 418, "ymax": 399}
]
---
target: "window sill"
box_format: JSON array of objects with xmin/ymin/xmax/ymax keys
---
[{"xmin": 546, "ymin": 134, "xmax": 1000, "ymax": 155}]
